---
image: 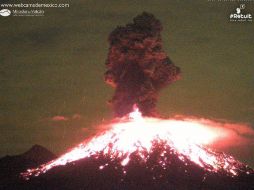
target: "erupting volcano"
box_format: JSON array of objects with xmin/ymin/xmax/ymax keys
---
[
  {"xmin": 21, "ymin": 107, "xmax": 253, "ymax": 180},
  {"xmin": 16, "ymin": 12, "xmax": 254, "ymax": 190},
  {"xmin": 19, "ymin": 108, "xmax": 254, "ymax": 189}
]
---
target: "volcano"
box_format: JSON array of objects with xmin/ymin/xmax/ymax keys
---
[{"xmin": 13, "ymin": 109, "xmax": 253, "ymax": 190}]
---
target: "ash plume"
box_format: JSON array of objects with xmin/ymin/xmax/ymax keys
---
[{"xmin": 104, "ymin": 12, "xmax": 180, "ymax": 117}]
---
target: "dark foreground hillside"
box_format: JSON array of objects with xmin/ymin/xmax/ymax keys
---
[{"xmin": 0, "ymin": 145, "xmax": 56, "ymax": 190}]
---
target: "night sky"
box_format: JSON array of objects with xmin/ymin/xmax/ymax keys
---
[{"xmin": 1, "ymin": 0, "xmax": 254, "ymax": 166}]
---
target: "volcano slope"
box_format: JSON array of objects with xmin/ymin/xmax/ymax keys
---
[
  {"xmin": 15, "ymin": 142, "xmax": 254, "ymax": 190},
  {"xmin": 15, "ymin": 113, "xmax": 254, "ymax": 190}
]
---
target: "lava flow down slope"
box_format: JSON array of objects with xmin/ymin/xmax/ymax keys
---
[{"xmin": 18, "ymin": 108, "xmax": 254, "ymax": 190}]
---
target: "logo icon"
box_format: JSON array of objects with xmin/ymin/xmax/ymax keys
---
[
  {"xmin": 0, "ymin": 9, "xmax": 11, "ymax": 17},
  {"xmin": 229, "ymin": 4, "xmax": 252, "ymax": 22}
]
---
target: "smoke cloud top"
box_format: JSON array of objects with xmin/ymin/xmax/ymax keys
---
[{"xmin": 104, "ymin": 12, "xmax": 180, "ymax": 117}]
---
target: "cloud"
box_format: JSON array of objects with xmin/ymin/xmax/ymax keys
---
[
  {"xmin": 51, "ymin": 116, "xmax": 69, "ymax": 122},
  {"xmin": 72, "ymin": 114, "xmax": 82, "ymax": 120},
  {"xmin": 50, "ymin": 113, "xmax": 83, "ymax": 122},
  {"xmin": 173, "ymin": 115, "xmax": 254, "ymax": 149},
  {"xmin": 207, "ymin": 120, "xmax": 254, "ymax": 146}
]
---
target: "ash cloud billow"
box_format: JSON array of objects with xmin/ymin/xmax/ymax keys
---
[{"xmin": 105, "ymin": 12, "xmax": 180, "ymax": 117}]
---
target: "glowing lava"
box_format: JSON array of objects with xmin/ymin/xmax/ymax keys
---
[{"xmin": 21, "ymin": 108, "xmax": 253, "ymax": 180}]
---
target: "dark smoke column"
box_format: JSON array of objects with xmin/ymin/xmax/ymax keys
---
[{"xmin": 105, "ymin": 12, "xmax": 180, "ymax": 117}]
